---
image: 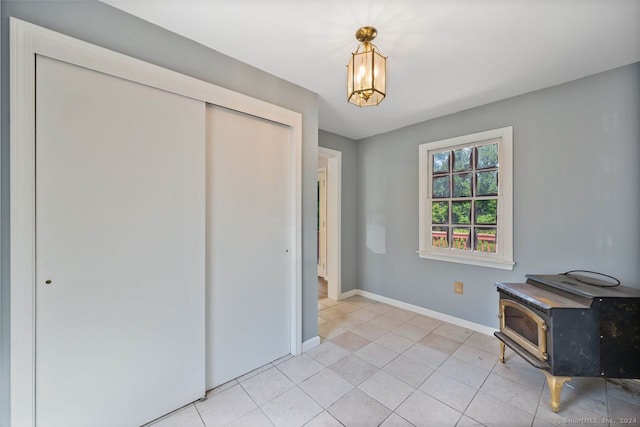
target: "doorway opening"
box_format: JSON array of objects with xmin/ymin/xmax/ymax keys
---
[{"xmin": 317, "ymin": 147, "xmax": 342, "ymax": 301}]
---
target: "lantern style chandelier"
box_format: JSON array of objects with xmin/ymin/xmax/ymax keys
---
[{"xmin": 347, "ymin": 26, "xmax": 387, "ymax": 107}]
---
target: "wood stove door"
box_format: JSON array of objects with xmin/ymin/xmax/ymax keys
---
[{"xmin": 500, "ymin": 299, "xmax": 548, "ymax": 362}]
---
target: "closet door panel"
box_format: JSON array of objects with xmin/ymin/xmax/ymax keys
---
[
  {"xmin": 35, "ymin": 55, "xmax": 206, "ymax": 427},
  {"xmin": 206, "ymin": 105, "xmax": 291, "ymax": 388}
]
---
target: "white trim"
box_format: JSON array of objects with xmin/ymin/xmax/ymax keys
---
[
  {"xmin": 302, "ymin": 336, "xmax": 321, "ymax": 353},
  {"xmin": 10, "ymin": 18, "xmax": 303, "ymax": 426},
  {"xmin": 356, "ymin": 290, "xmax": 497, "ymax": 336},
  {"xmin": 415, "ymin": 251, "xmax": 515, "ymax": 270},
  {"xmin": 339, "ymin": 289, "xmax": 358, "ymax": 300},
  {"xmin": 10, "ymin": 18, "xmax": 37, "ymax": 427},
  {"xmin": 317, "ymin": 168, "xmax": 327, "ymax": 278},
  {"xmin": 418, "ymin": 126, "xmax": 514, "ymax": 271},
  {"xmin": 317, "ymin": 147, "xmax": 342, "ymax": 301}
]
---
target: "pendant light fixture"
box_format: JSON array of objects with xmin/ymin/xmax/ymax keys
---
[{"xmin": 347, "ymin": 26, "xmax": 387, "ymax": 107}]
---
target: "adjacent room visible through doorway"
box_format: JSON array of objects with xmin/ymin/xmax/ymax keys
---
[{"xmin": 318, "ymin": 147, "xmax": 342, "ymax": 301}]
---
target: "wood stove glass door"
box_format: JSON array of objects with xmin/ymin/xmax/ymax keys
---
[{"xmin": 500, "ymin": 299, "xmax": 548, "ymax": 362}]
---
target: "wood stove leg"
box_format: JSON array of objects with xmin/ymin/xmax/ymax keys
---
[
  {"xmin": 499, "ymin": 341, "xmax": 505, "ymax": 363},
  {"xmin": 543, "ymin": 371, "xmax": 571, "ymax": 413}
]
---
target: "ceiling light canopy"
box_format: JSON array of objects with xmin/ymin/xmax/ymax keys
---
[{"xmin": 347, "ymin": 26, "xmax": 387, "ymax": 107}]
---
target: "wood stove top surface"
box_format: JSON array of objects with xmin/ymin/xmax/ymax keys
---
[
  {"xmin": 526, "ymin": 274, "xmax": 640, "ymax": 299},
  {"xmin": 496, "ymin": 282, "xmax": 591, "ymax": 310}
]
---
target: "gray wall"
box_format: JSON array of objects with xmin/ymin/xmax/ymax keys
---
[
  {"xmin": 357, "ymin": 63, "xmax": 640, "ymax": 329},
  {"xmin": 318, "ymin": 130, "xmax": 359, "ymax": 292},
  {"xmin": 0, "ymin": 2, "xmax": 318, "ymax": 424}
]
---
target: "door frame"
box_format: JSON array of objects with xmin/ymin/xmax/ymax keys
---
[
  {"xmin": 317, "ymin": 167, "xmax": 327, "ymax": 278},
  {"xmin": 10, "ymin": 18, "xmax": 302, "ymax": 426},
  {"xmin": 317, "ymin": 147, "xmax": 342, "ymax": 300}
]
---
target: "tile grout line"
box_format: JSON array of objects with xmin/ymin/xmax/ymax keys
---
[
  {"xmin": 194, "ymin": 402, "xmax": 207, "ymax": 427},
  {"xmin": 379, "ymin": 328, "xmax": 472, "ymax": 424},
  {"xmin": 423, "ymin": 334, "xmax": 487, "ymax": 423},
  {"xmin": 455, "ymin": 333, "xmax": 486, "ymax": 423},
  {"xmin": 235, "ymin": 374, "xmax": 266, "ymax": 420},
  {"xmin": 531, "ymin": 375, "xmax": 547, "ymax": 427}
]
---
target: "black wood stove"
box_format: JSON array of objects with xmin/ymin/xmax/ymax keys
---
[{"xmin": 494, "ymin": 273, "xmax": 640, "ymax": 412}]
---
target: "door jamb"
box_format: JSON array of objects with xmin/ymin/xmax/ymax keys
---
[
  {"xmin": 317, "ymin": 147, "xmax": 342, "ymax": 300},
  {"xmin": 317, "ymin": 167, "xmax": 327, "ymax": 278}
]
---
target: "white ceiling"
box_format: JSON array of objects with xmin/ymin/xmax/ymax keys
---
[{"xmin": 103, "ymin": 0, "xmax": 640, "ymax": 140}]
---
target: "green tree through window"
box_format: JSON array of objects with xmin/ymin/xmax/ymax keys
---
[{"xmin": 428, "ymin": 143, "xmax": 499, "ymax": 253}]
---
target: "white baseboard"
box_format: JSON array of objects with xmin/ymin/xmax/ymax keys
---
[
  {"xmin": 356, "ymin": 290, "xmax": 497, "ymax": 336},
  {"xmin": 302, "ymin": 336, "xmax": 320, "ymax": 352},
  {"xmin": 339, "ymin": 289, "xmax": 357, "ymax": 300}
]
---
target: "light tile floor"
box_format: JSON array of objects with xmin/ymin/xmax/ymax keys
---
[{"xmin": 148, "ymin": 295, "xmax": 640, "ymax": 427}]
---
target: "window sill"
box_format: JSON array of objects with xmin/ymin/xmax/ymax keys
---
[{"xmin": 417, "ymin": 250, "xmax": 515, "ymax": 270}]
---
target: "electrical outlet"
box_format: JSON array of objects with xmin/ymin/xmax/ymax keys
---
[{"xmin": 454, "ymin": 281, "xmax": 464, "ymax": 295}]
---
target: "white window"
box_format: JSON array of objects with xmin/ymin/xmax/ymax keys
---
[{"xmin": 418, "ymin": 126, "xmax": 514, "ymax": 270}]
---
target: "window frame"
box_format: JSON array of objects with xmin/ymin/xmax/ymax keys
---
[{"xmin": 418, "ymin": 126, "xmax": 514, "ymax": 270}]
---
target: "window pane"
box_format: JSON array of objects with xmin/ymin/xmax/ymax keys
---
[
  {"xmin": 475, "ymin": 228, "xmax": 497, "ymax": 253},
  {"xmin": 452, "ymin": 228, "xmax": 471, "ymax": 250},
  {"xmin": 432, "ymin": 226, "xmax": 449, "ymax": 248},
  {"xmin": 453, "ymin": 173, "xmax": 472, "ymax": 198},
  {"xmin": 475, "ymin": 199, "xmax": 497, "ymax": 224},
  {"xmin": 476, "ymin": 171, "xmax": 498, "ymax": 196},
  {"xmin": 476, "ymin": 143, "xmax": 498, "ymax": 169},
  {"xmin": 453, "ymin": 148, "xmax": 472, "ymax": 172},
  {"xmin": 432, "ymin": 176, "xmax": 450, "ymax": 198},
  {"xmin": 451, "ymin": 201, "xmax": 471, "ymax": 224},
  {"xmin": 432, "ymin": 151, "xmax": 450, "ymax": 174},
  {"xmin": 431, "ymin": 201, "xmax": 449, "ymax": 224}
]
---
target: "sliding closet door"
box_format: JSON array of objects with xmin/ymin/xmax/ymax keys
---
[
  {"xmin": 206, "ymin": 105, "xmax": 291, "ymax": 388},
  {"xmin": 35, "ymin": 55, "xmax": 205, "ymax": 427}
]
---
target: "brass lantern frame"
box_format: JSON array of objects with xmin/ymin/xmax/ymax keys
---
[{"xmin": 347, "ymin": 26, "xmax": 387, "ymax": 107}]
